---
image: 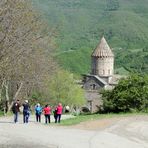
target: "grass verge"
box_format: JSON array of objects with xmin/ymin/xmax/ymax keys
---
[
  {"xmin": 59, "ymin": 112, "xmax": 147, "ymax": 126},
  {"xmin": 0, "ymin": 111, "xmax": 4, "ymax": 117}
]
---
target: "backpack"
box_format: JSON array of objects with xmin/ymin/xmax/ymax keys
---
[
  {"xmin": 11, "ymin": 104, "xmax": 15, "ymax": 113},
  {"xmin": 35, "ymin": 106, "xmax": 42, "ymax": 114}
]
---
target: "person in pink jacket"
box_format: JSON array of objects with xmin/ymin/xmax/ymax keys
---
[
  {"xmin": 55, "ymin": 103, "xmax": 63, "ymax": 123},
  {"xmin": 43, "ymin": 104, "xmax": 51, "ymax": 124}
]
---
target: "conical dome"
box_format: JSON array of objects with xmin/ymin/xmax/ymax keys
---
[{"xmin": 92, "ymin": 36, "xmax": 114, "ymax": 57}]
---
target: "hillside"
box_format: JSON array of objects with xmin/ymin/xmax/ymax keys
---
[{"xmin": 33, "ymin": 0, "xmax": 148, "ymax": 75}]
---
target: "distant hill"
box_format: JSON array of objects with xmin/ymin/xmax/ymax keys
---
[{"xmin": 33, "ymin": 0, "xmax": 148, "ymax": 75}]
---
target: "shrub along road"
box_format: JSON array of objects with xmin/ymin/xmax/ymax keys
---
[{"xmin": 0, "ymin": 115, "xmax": 148, "ymax": 148}]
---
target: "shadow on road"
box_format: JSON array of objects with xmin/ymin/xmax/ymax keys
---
[
  {"xmin": 0, "ymin": 121, "xmax": 14, "ymax": 124},
  {"xmin": 0, "ymin": 144, "xmax": 57, "ymax": 148}
]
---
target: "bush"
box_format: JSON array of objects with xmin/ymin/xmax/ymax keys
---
[{"xmin": 101, "ymin": 74, "xmax": 148, "ymax": 113}]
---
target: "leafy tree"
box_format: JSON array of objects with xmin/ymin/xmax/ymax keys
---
[
  {"xmin": 48, "ymin": 70, "xmax": 85, "ymax": 107},
  {"xmin": 101, "ymin": 74, "xmax": 148, "ymax": 113}
]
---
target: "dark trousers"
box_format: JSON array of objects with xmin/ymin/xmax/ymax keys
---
[
  {"xmin": 36, "ymin": 113, "xmax": 41, "ymax": 122},
  {"xmin": 55, "ymin": 114, "xmax": 61, "ymax": 123},
  {"xmin": 23, "ymin": 111, "xmax": 29, "ymax": 123},
  {"xmin": 14, "ymin": 112, "xmax": 19, "ymax": 123},
  {"xmin": 45, "ymin": 114, "xmax": 50, "ymax": 124}
]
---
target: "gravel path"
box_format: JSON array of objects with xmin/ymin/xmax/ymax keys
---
[{"xmin": 0, "ymin": 114, "xmax": 148, "ymax": 148}]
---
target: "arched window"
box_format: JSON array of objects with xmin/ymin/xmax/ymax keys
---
[
  {"xmin": 92, "ymin": 84, "xmax": 96, "ymax": 90},
  {"xmin": 90, "ymin": 84, "xmax": 96, "ymax": 90}
]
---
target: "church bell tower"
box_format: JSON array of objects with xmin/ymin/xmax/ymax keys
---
[{"xmin": 91, "ymin": 36, "xmax": 114, "ymax": 77}]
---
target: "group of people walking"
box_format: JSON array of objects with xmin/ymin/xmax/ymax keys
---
[
  {"xmin": 12, "ymin": 99, "xmax": 63, "ymax": 124},
  {"xmin": 34, "ymin": 103, "xmax": 63, "ymax": 124}
]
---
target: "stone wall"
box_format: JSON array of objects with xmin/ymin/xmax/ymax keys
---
[
  {"xmin": 85, "ymin": 90, "xmax": 102, "ymax": 113},
  {"xmin": 92, "ymin": 57, "xmax": 114, "ymax": 77}
]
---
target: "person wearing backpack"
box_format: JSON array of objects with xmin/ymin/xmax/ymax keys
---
[
  {"xmin": 53, "ymin": 107, "xmax": 57, "ymax": 121},
  {"xmin": 35, "ymin": 103, "xmax": 42, "ymax": 122},
  {"xmin": 22, "ymin": 100, "xmax": 30, "ymax": 123},
  {"xmin": 43, "ymin": 104, "xmax": 51, "ymax": 124},
  {"xmin": 11, "ymin": 99, "xmax": 20, "ymax": 123}
]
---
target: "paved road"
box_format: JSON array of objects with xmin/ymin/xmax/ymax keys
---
[{"xmin": 0, "ymin": 115, "xmax": 148, "ymax": 148}]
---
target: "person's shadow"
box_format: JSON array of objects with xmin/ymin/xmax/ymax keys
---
[{"xmin": 0, "ymin": 121, "xmax": 14, "ymax": 124}]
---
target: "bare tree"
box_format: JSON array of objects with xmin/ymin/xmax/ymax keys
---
[{"xmin": 0, "ymin": 0, "xmax": 57, "ymax": 113}]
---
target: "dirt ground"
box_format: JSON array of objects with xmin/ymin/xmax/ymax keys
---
[
  {"xmin": 71, "ymin": 116, "xmax": 120, "ymax": 130},
  {"xmin": 0, "ymin": 114, "xmax": 148, "ymax": 148},
  {"xmin": 71, "ymin": 115, "xmax": 148, "ymax": 130}
]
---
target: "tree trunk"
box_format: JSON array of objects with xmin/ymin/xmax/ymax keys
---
[
  {"xmin": 0, "ymin": 80, "xmax": 5, "ymax": 102},
  {"xmin": 4, "ymin": 80, "xmax": 10, "ymax": 114},
  {"xmin": 8, "ymin": 82, "xmax": 23, "ymax": 112}
]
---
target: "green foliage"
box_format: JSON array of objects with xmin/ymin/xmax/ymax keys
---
[
  {"xmin": 114, "ymin": 48, "xmax": 148, "ymax": 74},
  {"xmin": 31, "ymin": 92, "xmax": 45, "ymax": 106},
  {"xmin": 48, "ymin": 70, "xmax": 85, "ymax": 106},
  {"xmin": 0, "ymin": 111, "xmax": 3, "ymax": 117},
  {"xmin": 106, "ymin": 0, "xmax": 119, "ymax": 11},
  {"xmin": 33, "ymin": 0, "xmax": 148, "ymax": 74},
  {"xmin": 56, "ymin": 47, "xmax": 92, "ymax": 74},
  {"xmin": 101, "ymin": 74, "xmax": 148, "ymax": 113}
]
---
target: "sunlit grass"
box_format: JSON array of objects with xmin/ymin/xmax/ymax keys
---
[
  {"xmin": 0, "ymin": 111, "xmax": 3, "ymax": 117},
  {"xmin": 59, "ymin": 112, "xmax": 147, "ymax": 126}
]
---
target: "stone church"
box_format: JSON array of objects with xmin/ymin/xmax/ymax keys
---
[{"xmin": 82, "ymin": 36, "xmax": 121, "ymax": 112}]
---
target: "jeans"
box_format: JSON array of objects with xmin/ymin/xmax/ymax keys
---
[
  {"xmin": 23, "ymin": 111, "xmax": 30, "ymax": 123},
  {"xmin": 55, "ymin": 114, "xmax": 61, "ymax": 123},
  {"xmin": 36, "ymin": 113, "xmax": 41, "ymax": 122},
  {"xmin": 45, "ymin": 114, "xmax": 50, "ymax": 124},
  {"xmin": 14, "ymin": 112, "xmax": 19, "ymax": 123}
]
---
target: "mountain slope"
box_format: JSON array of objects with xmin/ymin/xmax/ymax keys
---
[{"xmin": 33, "ymin": 0, "xmax": 148, "ymax": 74}]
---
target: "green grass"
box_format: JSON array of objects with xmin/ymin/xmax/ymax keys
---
[
  {"xmin": 0, "ymin": 111, "xmax": 4, "ymax": 117},
  {"xmin": 0, "ymin": 111, "xmax": 14, "ymax": 117},
  {"xmin": 130, "ymin": 48, "xmax": 143, "ymax": 53},
  {"xmin": 115, "ymin": 67, "xmax": 129, "ymax": 75},
  {"xmin": 59, "ymin": 112, "xmax": 147, "ymax": 126}
]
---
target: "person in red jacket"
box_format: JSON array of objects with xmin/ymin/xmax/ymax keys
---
[
  {"xmin": 55, "ymin": 103, "xmax": 63, "ymax": 123},
  {"xmin": 43, "ymin": 104, "xmax": 51, "ymax": 124}
]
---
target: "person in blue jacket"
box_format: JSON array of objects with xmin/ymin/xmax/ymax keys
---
[{"xmin": 35, "ymin": 103, "xmax": 42, "ymax": 122}]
